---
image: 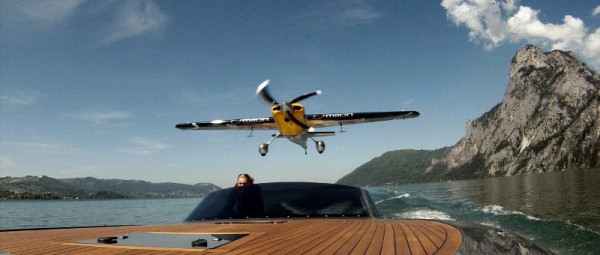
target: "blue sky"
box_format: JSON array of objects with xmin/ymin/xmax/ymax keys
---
[{"xmin": 1, "ymin": 0, "xmax": 599, "ymax": 188}]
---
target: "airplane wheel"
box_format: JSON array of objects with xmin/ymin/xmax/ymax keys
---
[
  {"xmin": 259, "ymin": 143, "xmax": 269, "ymax": 156},
  {"xmin": 316, "ymin": 141, "xmax": 325, "ymax": 154}
]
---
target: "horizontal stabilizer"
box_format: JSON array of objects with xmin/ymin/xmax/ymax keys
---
[{"xmin": 308, "ymin": 131, "xmax": 336, "ymax": 137}]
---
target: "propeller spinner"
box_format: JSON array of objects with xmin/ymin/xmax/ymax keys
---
[{"xmin": 256, "ymin": 80, "xmax": 321, "ymax": 131}]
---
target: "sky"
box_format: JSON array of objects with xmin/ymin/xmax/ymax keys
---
[{"xmin": 1, "ymin": 0, "xmax": 599, "ymax": 188}]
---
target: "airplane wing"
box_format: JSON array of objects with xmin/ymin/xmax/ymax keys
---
[
  {"xmin": 175, "ymin": 111, "xmax": 419, "ymax": 131},
  {"xmin": 175, "ymin": 117, "xmax": 278, "ymax": 130},
  {"xmin": 306, "ymin": 111, "xmax": 419, "ymax": 127}
]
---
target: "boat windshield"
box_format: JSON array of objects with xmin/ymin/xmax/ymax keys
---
[{"xmin": 185, "ymin": 182, "xmax": 379, "ymax": 221}]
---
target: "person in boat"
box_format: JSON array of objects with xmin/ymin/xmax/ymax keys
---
[
  {"xmin": 222, "ymin": 173, "xmax": 264, "ymax": 218},
  {"xmin": 235, "ymin": 173, "xmax": 254, "ymax": 187}
]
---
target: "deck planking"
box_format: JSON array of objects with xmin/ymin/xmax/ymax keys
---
[{"xmin": 0, "ymin": 219, "xmax": 462, "ymax": 254}]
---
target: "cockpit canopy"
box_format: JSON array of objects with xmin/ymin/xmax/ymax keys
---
[{"xmin": 185, "ymin": 182, "xmax": 380, "ymax": 221}]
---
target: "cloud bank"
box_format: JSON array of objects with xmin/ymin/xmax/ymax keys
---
[
  {"xmin": 0, "ymin": 0, "xmax": 168, "ymax": 44},
  {"xmin": 441, "ymin": 0, "xmax": 600, "ymax": 69},
  {"xmin": 77, "ymin": 110, "xmax": 131, "ymax": 123},
  {"xmin": 101, "ymin": 0, "xmax": 169, "ymax": 44},
  {"xmin": 0, "ymin": 91, "xmax": 43, "ymax": 105},
  {"xmin": 0, "ymin": 0, "xmax": 85, "ymax": 29},
  {"xmin": 119, "ymin": 137, "xmax": 170, "ymax": 155},
  {"xmin": 593, "ymin": 6, "xmax": 600, "ymax": 17},
  {"xmin": 296, "ymin": 0, "xmax": 383, "ymax": 31},
  {"xmin": 15, "ymin": 142, "xmax": 78, "ymax": 155}
]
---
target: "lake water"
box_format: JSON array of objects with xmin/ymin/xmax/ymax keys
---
[
  {"xmin": 1, "ymin": 168, "xmax": 598, "ymax": 254},
  {"xmin": 370, "ymin": 168, "xmax": 600, "ymax": 255}
]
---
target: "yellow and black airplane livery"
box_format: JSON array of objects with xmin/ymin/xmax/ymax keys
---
[{"xmin": 176, "ymin": 80, "xmax": 420, "ymax": 156}]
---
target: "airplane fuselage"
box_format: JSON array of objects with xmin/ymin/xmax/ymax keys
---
[
  {"xmin": 271, "ymin": 103, "xmax": 306, "ymax": 136},
  {"xmin": 271, "ymin": 102, "xmax": 309, "ymax": 150}
]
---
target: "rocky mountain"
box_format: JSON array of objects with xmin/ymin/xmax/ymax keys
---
[
  {"xmin": 338, "ymin": 45, "xmax": 599, "ymax": 185},
  {"xmin": 430, "ymin": 45, "xmax": 599, "ymax": 179},
  {"xmin": 0, "ymin": 176, "xmax": 221, "ymax": 199}
]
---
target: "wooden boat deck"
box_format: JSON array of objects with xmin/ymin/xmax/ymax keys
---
[{"xmin": 0, "ymin": 219, "xmax": 462, "ymax": 254}]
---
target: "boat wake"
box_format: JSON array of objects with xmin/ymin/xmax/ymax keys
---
[
  {"xmin": 394, "ymin": 209, "xmax": 455, "ymax": 221},
  {"xmin": 374, "ymin": 193, "xmax": 410, "ymax": 204},
  {"xmin": 479, "ymin": 205, "xmax": 541, "ymax": 221}
]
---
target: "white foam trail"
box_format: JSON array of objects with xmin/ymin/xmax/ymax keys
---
[
  {"xmin": 481, "ymin": 205, "xmax": 509, "ymax": 215},
  {"xmin": 479, "ymin": 205, "xmax": 540, "ymax": 220},
  {"xmin": 395, "ymin": 209, "xmax": 455, "ymax": 221},
  {"xmin": 480, "ymin": 221, "xmax": 502, "ymax": 229},
  {"xmin": 375, "ymin": 193, "xmax": 410, "ymax": 204}
]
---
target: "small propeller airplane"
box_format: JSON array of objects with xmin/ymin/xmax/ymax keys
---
[{"xmin": 176, "ymin": 80, "xmax": 420, "ymax": 156}]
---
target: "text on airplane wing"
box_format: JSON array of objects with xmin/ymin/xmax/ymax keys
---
[
  {"xmin": 176, "ymin": 117, "xmax": 278, "ymax": 130},
  {"xmin": 306, "ymin": 111, "xmax": 419, "ymax": 127}
]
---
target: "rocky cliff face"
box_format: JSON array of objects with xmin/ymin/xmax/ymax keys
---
[{"xmin": 427, "ymin": 45, "xmax": 600, "ymax": 178}]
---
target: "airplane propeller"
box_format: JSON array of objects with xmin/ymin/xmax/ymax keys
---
[
  {"xmin": 257, "ymin": 80, "xmax": 279, "ymax": 105},
  {"xmin": 256, "ymin": 80, "xmax": 321, "ymax": 131},
  {"xmin": 290, "ymin": 90, "xmax": 321, "ymax": 104}
]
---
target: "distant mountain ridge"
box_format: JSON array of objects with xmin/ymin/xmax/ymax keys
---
[
  {"xmin": 338, "ymin": 45, "xmax": 599, "ymax": 186},
  {"xmin": 0, "ymin": 176, "xmax": 221, "ymax": 199}
]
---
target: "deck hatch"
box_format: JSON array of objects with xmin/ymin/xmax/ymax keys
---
[{"xmin": 76, "ymin": 232, "xmax": 247, "ymax": 249}]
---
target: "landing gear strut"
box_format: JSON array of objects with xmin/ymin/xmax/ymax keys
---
[{"xmin": 259, "ymin": 133, "xmax": 280, "ymax": 156}]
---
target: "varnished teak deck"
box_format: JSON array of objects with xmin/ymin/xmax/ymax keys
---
[{"xmin": 0, "ymin": 219, "xmax": 462, "ymax": 254}]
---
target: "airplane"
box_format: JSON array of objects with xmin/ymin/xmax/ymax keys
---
[{"xmin": 175, "ymin": 80, "xmax": 420, "ymax": 156}]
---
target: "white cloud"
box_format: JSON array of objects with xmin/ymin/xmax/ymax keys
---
[
  {"xmin": 441, "ymin": 0, "xmax": 510, "ymax": 48},
  {"xmin": 0, "ymin": 91, "xmax": 43, "ymax": 105},
  {"xmin": 507, "ymin": 7, "xmax": 586, "ymax": 50},
  {"xmin": 296, "ymin": 1, "xmax": 383, "ymax": 30},
  {"xmin": 15, "ymin": 142, "xmax": 78, "ymax": 155},
  {"xmin": 1, "ymin": 0, "xmax": 168, "ymax": 44},
  {"xmin": 336, "ymin": 8, "xmax": 382, "ymax": 25},
  {"xmin": 583, "ymin": 28, "xmax": 600, "ymax": 65},
  {"xmin": 77, "ymin": 111, "xmax": 131, "ymax": 123},
  {"xmin": 593, "ymin": 5, "xmax": 600, "ymax": 17},
  {"xmin": 0, "ymin": 0, "xmax": 85, "ymax": 28},
  {"xmin": 442, "ymin": 0, "xmax": 600, "ymax": 69},
  {"xmin": 119, "ymin": 137, "xmax": 170, "ymax": 155},
  {"xmin": 101, "ymin": 0, "xmax": 169, "ymax": 44}
]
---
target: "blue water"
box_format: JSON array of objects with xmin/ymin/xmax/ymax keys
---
[
  {"xmin": 1, "ymin": 169, "xmax": 598, "ymax": 254},
  {"xmin": 369, "ymin": 169, "xmax": 600, "ymax": 255},
  {"xmin": 0, "ymin": 198, "xmax": 199, "ymax": 229}
]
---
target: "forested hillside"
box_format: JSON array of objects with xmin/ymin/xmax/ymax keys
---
[
  {"xmin": 336, "ymin": 148, "xmax": 447, "ymax": 186},
  {"xmin": 0, "ymin": 176, "xmax": 220, "ymax": 199}
]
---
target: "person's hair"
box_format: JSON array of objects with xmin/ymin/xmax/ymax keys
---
[{"xmin": 236, "ymin": 173, "xmax": 254, "ymax": 186}]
